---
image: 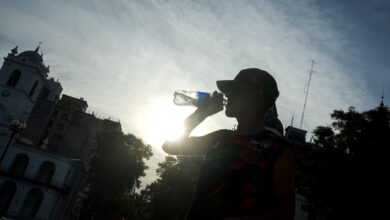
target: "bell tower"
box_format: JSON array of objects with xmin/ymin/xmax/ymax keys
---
[{"xmin": 0, "ymin": 46, "xmax": 62, "ymax": 131}]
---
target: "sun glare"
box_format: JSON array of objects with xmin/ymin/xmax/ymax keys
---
[{"xmin": 145, "ymin": 104, "xmax": 190, "ymax": 148}]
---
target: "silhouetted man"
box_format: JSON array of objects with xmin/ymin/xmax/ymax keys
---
[{"xmin": 163, "ymin": 68, "xmax": 295, "ymax": 220}]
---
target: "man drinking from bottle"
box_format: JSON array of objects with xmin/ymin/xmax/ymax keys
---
[{"xmin": 163, "ymin": 68, "xmax": 295, "ymax": 220}]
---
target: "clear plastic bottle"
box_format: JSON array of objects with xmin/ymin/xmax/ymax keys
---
[
  {"xmin": 173, "ymin": 90, "xmax": 210, "ymax": 107},
  {"xmin": 173, "ymin": 90, "xmax": 227, "ymax": 107}
]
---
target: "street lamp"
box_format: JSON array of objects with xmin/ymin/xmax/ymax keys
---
[{"xmin": 0, "ymin": 120, "xmax": 27, "ymax": 164}]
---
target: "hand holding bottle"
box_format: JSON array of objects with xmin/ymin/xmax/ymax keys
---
[
  {"xmin": 173, "ymin": 90, "xmax": 225, "ymax": 117},
  {"xmin": 197, "ymin": 91, "xmax": 225, "ymax": 117}
]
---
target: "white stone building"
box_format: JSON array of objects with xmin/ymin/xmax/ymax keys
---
[
  {"xmin": 0, "ymin": 46, "xmax": 61, "ymax": 126},
  {"xmin": 0, "ymin": 46, "xmax": 83, "ymax": 220},
  {"xmin": 0, "ymin": 142, "xmax": 82, "ymax": 220}
]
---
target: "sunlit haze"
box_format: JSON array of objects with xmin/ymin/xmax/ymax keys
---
[{"xmin": 145, "ymin": 103, "xmax": 186, "ymax": 148}]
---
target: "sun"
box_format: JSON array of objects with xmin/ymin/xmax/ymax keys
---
[{"xmin": 145, "ymin": 104, "xmax": 191, "ymax": 149}]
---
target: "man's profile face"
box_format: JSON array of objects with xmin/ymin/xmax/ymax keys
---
[{"xmin": 224, "ymin": 85, "xmax": 260, "ymax": 118}]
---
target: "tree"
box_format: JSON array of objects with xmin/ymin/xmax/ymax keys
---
[
  {"xmin": 79, "ymin": 131, "xmax": 152, "ymax": 220},
  {"xmin": 295, "ymin": 105, "xmax": 389, "ymax": 219},
  {"xmin": 139, "ymin": 156, "xmax": 204, "ymax": 220}
]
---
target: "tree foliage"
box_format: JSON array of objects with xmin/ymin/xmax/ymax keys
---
[
  {"xmin": 138, "ymin": 156, "xmax": 204, "ymax": 220},
  {"xmin": 295, "ymin": 105, "xmax": 389, "ymax": 219},
  {"xmin": 79, "ymin": 131, "xmax": 152, "ymax": 220}
]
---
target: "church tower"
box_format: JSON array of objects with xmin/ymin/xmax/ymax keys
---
[{"xmin": 0, "ymin": 46, "xmax": 62, "ymax": 131}]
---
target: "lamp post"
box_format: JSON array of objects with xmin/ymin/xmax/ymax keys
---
[{"xmin": 0, "ymin": 120, "xmax": 26, "ymax": 164}]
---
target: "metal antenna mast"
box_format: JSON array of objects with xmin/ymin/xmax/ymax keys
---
[
  {"xmin": 380, "ymin": 85, "xmax": 385, "ymax": 108},
  {"xmin": 290, "ymin": 107, "xmax": 295, "ymax": 127},
  {"xmin": 299, "ymin": 60, "xmax": 315, "ymax": 129}
]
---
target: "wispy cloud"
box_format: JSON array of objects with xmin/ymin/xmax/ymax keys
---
[{"xmin": 1, "ymin": 0, "xmax": 389, "ymax": 186}]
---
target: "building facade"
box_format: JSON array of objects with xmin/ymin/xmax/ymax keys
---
[
  {"xmin": 0, "ymin": 46, "xmax": 121, "ymax": 220},
  {"xmin": 0, "ymin": 46, "xmax": 61, "ymax": 128},
  {"xmin": 0, "ymin": 143, "xmax": 82, "ymax": 220}
]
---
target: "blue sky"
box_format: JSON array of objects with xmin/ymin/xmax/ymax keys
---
[{"xmin": 1, "ymin": 0, "xmax": 389, "ymax": 186}]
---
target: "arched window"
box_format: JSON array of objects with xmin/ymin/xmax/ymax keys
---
[
  {"xmin": 18, "ymin": 188, "xmax": 44, "ymax": 219},
  {"xmin": 38, "ymin": 86, "xmax": 50, "ymax": 100},
  {"xmin": 0, "ymin": 104, "xmax": 10, "ymax": 122},
  {"xmin": 29, "ymin": 81, "xmax": 38, "ymax": 97},
  {"xmin": 0, "ymin": 181, "xmax": 17, "ymax": 216},
  {"xmin": 35, "ymin": 161, "xmax": 55, "ymax": 184},
  {"xmin": 6, "ymin": 70, "xmax": 21, "ymax": 87},
  {"xmin": 9, "ymin": 154, "xmax": 29, "ymax": 176}
]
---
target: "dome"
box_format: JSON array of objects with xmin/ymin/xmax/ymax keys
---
[{"xmin": 17, "ymin": 50, "xmax": 43, "ymax": 63}]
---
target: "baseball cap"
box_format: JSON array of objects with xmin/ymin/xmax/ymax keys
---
[{"xmin": 216, "ymin": 68, "xmax": 279, "ymax": 106}]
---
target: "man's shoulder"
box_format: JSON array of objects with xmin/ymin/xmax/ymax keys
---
[
  {"xmin": 267, "ymin": 131, "xmax": 287, "ymax": 143},
  {"xmin": 266, "ymin": 131, "xmax": 293, "ymax": 156},
  {"xmin": 249, "ymin": 130, "xmax": 291, "ymax": 152}
]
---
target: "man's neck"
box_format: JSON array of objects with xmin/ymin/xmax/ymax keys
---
[{"xmin": 236, "ymin": 115, "xmax": 266, "ymax": 135}]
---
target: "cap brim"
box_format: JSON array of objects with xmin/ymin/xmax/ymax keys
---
[
  {"xmin": 216, "ymin": 80, "xmax": 236, "ymax": 93},
  {"xmin": 216, "ymin": 80, "xmax": 249, "ymax": 94}
]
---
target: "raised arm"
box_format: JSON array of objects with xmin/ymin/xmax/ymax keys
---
[{"xmin": 162, "ymin": 91, "xmax": 224, "ymax": 155}]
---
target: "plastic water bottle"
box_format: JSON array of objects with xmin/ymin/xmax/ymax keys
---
[
  {"xmin": 173, "ymin": 90, "xmax": 227, "ymax": 107},
  {"xmin": 173, "ymin": 90, "xmax": 210, "ymax": 107}
]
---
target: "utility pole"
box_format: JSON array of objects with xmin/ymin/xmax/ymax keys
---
[{"xmin": 299, "ymin": 60, "xmax": 315, "ymax": 129}]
